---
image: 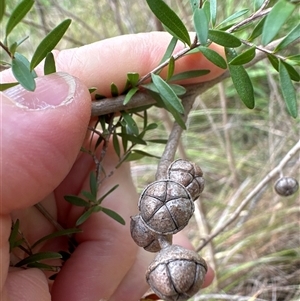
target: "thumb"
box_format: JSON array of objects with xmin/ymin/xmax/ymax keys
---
[{"xmin": 1, "ymin": 72, "xmax": 91, "ymax": 214}]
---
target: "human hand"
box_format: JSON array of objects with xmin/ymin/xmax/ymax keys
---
[{"xmin": 0, "ymin": 32, "xmax": 225, "ymax": 301}]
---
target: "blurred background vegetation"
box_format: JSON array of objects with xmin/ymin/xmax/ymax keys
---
[{"xmin": 3, "ymin": 0, "xmax": 299, "ymax": 300}]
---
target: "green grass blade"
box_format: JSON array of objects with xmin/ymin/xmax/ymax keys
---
[
  {"xmin": 15, "ymin": 252, "xmax": 62, "ymax": 267},
  {"xmin": 30, "ymin": 19, "xmax": 71, "ymax": 70},
  {"xmin": 146, "ymin": 0, "xmax": 190, "ymax": 45}
]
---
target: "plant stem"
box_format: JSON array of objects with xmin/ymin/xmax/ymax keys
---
[{"xmin": 196, "ymin": 139, "xmax": 300, "ymax": 251}]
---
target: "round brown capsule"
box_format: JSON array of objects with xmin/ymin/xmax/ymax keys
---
[
  {"xmin": 274, "ymin": 177, "xmax": 299, "ymax": 196},
  {"xmin": 130, "ymin": 214, "xmax": 172, "ymax": 252},
  {"xmin": 138, "ymin": 180, "xmax": 194, "ymax": 235},
  {"xmin": 167, "ymin": 159, "xmax": 205, "ymax": 200},
  {"xmin": 146, "ymin": 245, "xmax": 207, "ymax": 301}
]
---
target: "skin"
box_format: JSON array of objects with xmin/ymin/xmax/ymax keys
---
[{"xmin": 0, "ymin": 32, "xmax": 225, "ymax": 301}]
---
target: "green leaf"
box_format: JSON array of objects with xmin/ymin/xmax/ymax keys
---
[
  {"xmin": 125, "ymin": 150, "xmax": 161, "ymax": 161},
  {"xmin": 202, "ymin": 1, "xmax": 211, "ymax": 24},
  {"xmin": 31, "ymin": 228, "xmax": 82, "ymax": 249},
  {"xmin": 0, "ymin": 82, "xmax": 19, "ymax": 91},
  {"xmin": 30, "ymin": 19, "xmax": 71, "ymax": 70},
  {"xmin": 126, "ymin": 72, "xmax": 139, "ymax": 86},
  {"xmin": 159, "ymin": 37, "xmax": 178, "ymax": 64},
  {"xmin": 146, "ymin": 0, "xmax": 190, "ymax": 45},
  {"xmin": 247, "ymin": 16, "xmax": 266, "ymax": 42},
  {"xmin": 89, "ymin": 172, "xmax": 97, "ymax": 199},
  {"xmin": 262, "ymin": 0, "xmax": 296, "ymax": 45},
  {"xmin": 113, "ymin": 131, "xmax": 121, "ymax": 158},
  {"xmin": 14, "ymin": 52, "xmax": 37, "ymax": 77},
  {"xmin": 146, "ymin": 139, "xmax": 168, "ymax": 144},
  {"xmin": 208, "ymin": 30, "xmax": 241, "ymax": 47},
  {"xmin": 151, "ymin": 73, "xmax": 184, "ymax": 114},
  {"xmin": 287, "ymin": 54, "xmax": 300, "ymax": 65},
  {"xmin": 150, "ymin": 91, "xmax": 186, "ymax": 129},
  {"xmin": 121, "ymin": 111, "xmax": 139, "ymax": 135},
  {"xmin": 210, "ymin": 0, "xmax": 217, "ymax": 27},
  {"xmin": 144, "ymin": 123, "xmax": 158, "ymax": 131},
  {"xmin": 166, "ymin": 56, "xmax": 175, "ymax": 80},
  {"xmin": 168, "ymin": 70, "xmax": 210, "ymax": 82},
  {"xmin": 226, "ymin": 48, "xmax": 255, "ymax": 109},
  {"xmin": 76, "ymin": 207, "xmax": 94, "ymax": 226},
  {"xmin": 9, "ymin": 36, "xmax": 29, "ymax": 55},
  {"xmin": 228, "ymin": 46, "xmax": 256, "ymax": 65},
  {"xmin": 110, "ymin": 82, "xmax": 119, "ymax": 96},
  {"xmin": 198, "ymin": 46, "xmax": 227, "ymax": 69},
  {"xmin": 64, "ymin": 195, "xmax": 90, "ymax": 207},
  {"xmin": 101, "ymin": 207, "xmax": 125, "ymax": 225},
  {"xmin": 274, "ymin": 23, "xmax": 300, "ymax": 53},
  {"xmin": 15, "ymin": 252, "xmax": 62, "ymax": 267},
  {"xmin": 217, "ymin": 9, "xmax": 249, "ymax": 28},
  {"xmin": 89, "ymin": 87, "xmax": 97, "ymax": 94},
  {"xmin": 81, "ymin": 190, "xmax": 97, "ymax": 202},
  {"xmin": 44, "ymin": 52, "xmax": 56, "ymax": 75},
  {"xmin": 281, "ymin": 61, "xmax": 300, "ymax": 82},
  {"xmin": 279, "ymin": 60, "xmax": 297, "ymax": 118},
  {"xmin": 97, "ymin": 184, "xmax": 119, "ymax": 204},
  {"xmin": 5, "ymin": 0, "xmax": 34, "ymax": 39},
  {"xmin": 0, "ymin": 0, "xmax": 5, "ymax": 22},
  {"xmin": 142, "ymin": 83, "xmax": 186, "ymax": 96},
  {"xmin": 9, "ymin": 219, "xmax": 20, "ymax": 252},
  {"xmin": 117, "ymin": 133, "xmax": 147, "ymax": 145},
  {"xmin": 193, "ymin": 8, "xmax": 209, "ymax": 45},
  {"xmin": 12, "ymin": 55, "xmax": 35, "ymax": 91},
  {"xmin": 123, "ymin": 87, "xmax": 139, "ymax": 105},
  {"xmin": 267, "ymin": 54, "xmax": 279, "ymax": 71},
  {"xmin": 27, "ymin": 262, "xmax": 58, "ymax": 271}
]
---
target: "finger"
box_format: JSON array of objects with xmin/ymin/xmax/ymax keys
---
[
  {"xmin": 0, "ymin": 73, "xmax": 91, "ymax": 214},
  {"xmin": 52, "ymin": 32, "xmax": 225, "ymax": 96}
]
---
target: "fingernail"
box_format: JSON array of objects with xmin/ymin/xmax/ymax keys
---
[{"xmin": 4, "ymin": 72, "xmax": 76, "ymax": 110}]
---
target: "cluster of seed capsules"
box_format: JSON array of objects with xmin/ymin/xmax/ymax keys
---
[{"xmin": 130, "ymin": 159, "xmax": 206, "ymax": 301}]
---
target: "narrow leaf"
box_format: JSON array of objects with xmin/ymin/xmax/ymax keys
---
[
  {"xmin": 5, "ymin": 0, "xmax": 34, "ymax": 38},
  {"xmin": 121, "ymin": 112, "xmax": 139, "ymax": 135},
  {"xmin": 31, "ymin": 228, "xmax": 82, "ymax": 249},
  {"xmin": 142, "ymin": 83, "xmax": 186, "ymax": 96},
  {"xmin": 125, "ymin": 150, "xmax": 161, "ymax": 161},
  {"xmin": 123, "ymin": 87, "xmax": 139, "ymax": 105},
  {"xmin": 262, "ymin": 0, "xmax": 296, "ymax": 45},
  {"xmin": 274, "ymin": 24, "xmax": 300, "ymax": 52},
  {"xmin": 193, "ymin": 8, "xmax": 209, "ymax": 45},
  {"xmin": 168, "ymin": 70, "xmax": 210, "ymax": 82},
  {"xmin": 189, "ymin": 0, "xmax": 199, "ymax": 12},
  {"xmin": 208, "ymin": 30, "xmax": 241, "ymax": 47},
  {"xmin": 110, "ymin": 82, "xmax": 119, "ymax": 96},
  {"xmin": 101, "ymin": 207, "xmax": 125, "ymax": 225},
  {"xmin": 210, "ymin": 0, "xmax": 217, "ymax": 27},
  {"xmin": 217, "ymin": 9, "xmax": 249, "ymax": 28},
  {"xmin": 97, "ymin": 184, "xmax": 119, "ymax": 204},
  {"xmin": 27, "ymin": 262, "xmax": 58, "ymax": 271},
  {"xmin": 247, "ymin": 16, "xmax": 266, "ymax": 42},
  {"xmin": 226, "ymin": 48, "xmax": 255, "ymax": 109},
  {"xmin": 9, "ymin": 36, "xmax": 29, "ymax": 55},
  {"xmin": 281, "ymin": 61, "xmax": 300, "ymax": 82},
  {"xmin": 146, "ymin": 0, "xmax": 190, "ymax": 45},
  {"xmin": 76, "ymin": 208, "xmax": 94, "ymax": 226},
  {"xmin": 0, "ymin": 82, "xmax": 18, "ymax": 91},
  {"xmin": 159, "ymin": 36, "xmax": 178, "ymax": 64},
  {"xmin": 166, "ymin": 56, "xmax": 175, "ymax": 80},
  {"xmin": 12, "ymin": 56, "xmax": 35, "ymax": 91},
  {"xmin": 64, "ymin": 195, "xmax": 90, "ymax": 207},
  {"xmin": 30, "ymin": 19, "xmax": 71, "ymax": 70},
  {"xmin": 147, "ymin": 139, "xmax": 168, "ymax": 144},
  {"xmin": 202, "ymin": 1, "xmax": 211, "ymax": 24},
  {"xmin": 117, "ymin": 133, "xmax": 147, "ymax": 145},
  {"xmin": 198, "ymin": 46, "xmax": 227, "ymax": 69},
  {"xmin": 81, "ymin": 190, "xmax": 97, "ymax": 202},
  {"xmin": 279, "ymin": 60, "xmax": 298, "ymax": 118},
  {"xmin": 126, "ymin": 72, "xmax": 139, "ymax": 86},
  {"xmin": 267, "ymin": 54, "xmax": 279, "ymax": 71},
  {"xmin": 9, "ymin": 219, "xmax": 20, "ymax": 252},
  {"xmin": 228, "ymin": 46, "xmax": 256, "ymax": 65},
  {"xmin": 44, "ymin": 52, "xmax": 56, "ymax": 75},
  {"xmin": 89, "ymin": 172, "xmax": 97, "ymax": 199},
  {"xmin": 151, "ymin": 73, "xmax": 184, "ymax": 114},
  {"xmin": 89, "ymin": 87, "xmax": 97, "ymax": 94},
  {"xmin": 113, "ymin": 131, "xmax": 121, "ymax": 158},
  {"xmin": 0, "ymin": 0, "xmax": 5, "ymax": 22},
  {"xmin": 15, "ymin": 252, "xmax": 62, "ymax": 267}
]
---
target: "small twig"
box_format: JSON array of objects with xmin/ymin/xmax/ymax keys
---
[
  {"xmin": 196, "ymin": 139, "xmax": 300, "ymax": 251},
  {"xmin": 155, "ymin": 96, "xmax": 196, "ymax": 180},
  {"xmin": 91, "ymin": 38, "xmax": 295, "ymax": 117}
]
